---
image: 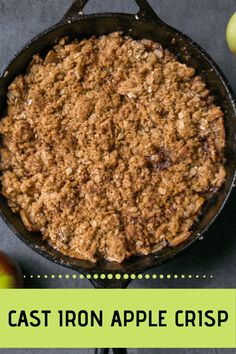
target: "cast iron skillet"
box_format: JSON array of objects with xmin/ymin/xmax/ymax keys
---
[{"xmin": 0, "ymin": 0, "xmax": 236, "ymax": 286}]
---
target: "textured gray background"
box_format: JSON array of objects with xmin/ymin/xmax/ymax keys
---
[{"xmin": 0, "ymin": 0, "xmax": 236, "ymax": 353}]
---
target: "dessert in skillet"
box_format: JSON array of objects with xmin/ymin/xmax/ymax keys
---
[{"xmin": 0, "ymin": 33, "xmax": 225, "ymax": 263}]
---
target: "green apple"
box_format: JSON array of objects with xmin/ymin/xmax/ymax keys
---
[
  {"xmin": 0, "ymin": 251, "xmax": 23, "ymax": 288},
  {"xmin": 226, "ymin": 12, "xmax": 236, "ymax": 55}
]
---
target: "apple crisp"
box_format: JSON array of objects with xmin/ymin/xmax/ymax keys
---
[{"xmin": 0, "ymin": 32, "xmax": 225, "ymax": 263}]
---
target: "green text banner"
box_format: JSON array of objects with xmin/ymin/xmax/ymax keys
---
[{"xmin": 0, "ymin": 289, "xmax": 235, "ymax": 348}]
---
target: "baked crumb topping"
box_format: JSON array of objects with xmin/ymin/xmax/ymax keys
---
[{"xmin": 0, "ymin": 32, "xmax": 226, "ymax": 262}]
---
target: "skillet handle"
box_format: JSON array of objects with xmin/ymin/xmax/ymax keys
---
[
  {"xmin": 95, "ymin": 349, "xmax": 127, "ymax": 354},
  {"xmin": 135, "ymin": 0, "xmax": 162, "ymax": 21},
  {"xmin": 63, "ymin": 0, "xmax": 89, "ymax": 20},
  {"xmin": 61, "ymin": 0, "xmax": 162, "ymax": 23},
  {"xmin": 88, "ymin": 275, "xmax": 132, "ymax": 289}
]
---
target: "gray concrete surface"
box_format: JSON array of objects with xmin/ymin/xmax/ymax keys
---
[{"xmin": 0, "ymin": 0, "xmax": 236, "ymax": 353}]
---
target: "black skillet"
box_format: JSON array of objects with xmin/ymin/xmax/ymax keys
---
[{"xmin": 0, "ymin": 0, "xmax": 236, "ymax": 291}]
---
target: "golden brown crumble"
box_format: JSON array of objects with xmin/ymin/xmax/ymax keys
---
[{"xmin": 0, "ymin": 33, "xmax": 225, "ymax": 262}]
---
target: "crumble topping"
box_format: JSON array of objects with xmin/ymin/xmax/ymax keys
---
[{"xmin": 0, "ymin": 32, "xmax": 225, "ymax": 262}]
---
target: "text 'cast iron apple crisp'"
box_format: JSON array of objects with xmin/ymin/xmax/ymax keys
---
[{"xmin": 0, "ymin": 33, "xmax": 225, "ymax": 263}]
